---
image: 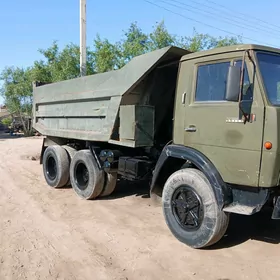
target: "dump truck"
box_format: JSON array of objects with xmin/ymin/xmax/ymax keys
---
[{"xmin": 33, "ymin": 44, "xmax": 280, "ymax": 249}]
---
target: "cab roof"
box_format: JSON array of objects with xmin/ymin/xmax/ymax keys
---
[{"xmin": 181, "ymin": 44, "xmax": 280, "ymax": 61}]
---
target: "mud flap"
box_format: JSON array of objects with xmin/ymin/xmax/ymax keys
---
[
  {"xmin": 272, "ymin": 196, "xmax": 280, "ymax": 219},
  {"xmin": 40, "ymin": 138, "xmax": 47, "ymax": 164}
]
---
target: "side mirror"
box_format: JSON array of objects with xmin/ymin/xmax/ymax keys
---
[{"xmin": 225, "ymin": 65, "xmax": 241, "ymax": 102}]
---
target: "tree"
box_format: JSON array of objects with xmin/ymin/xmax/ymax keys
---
[
  {"xmin": 119, "ymin": 22, "xmax": 150, "ymax": 64},
  {"xmin": 0, "ymin": 66, "xmax": 33, "ymax": 134},
  {"xmin": 148, "ymin": 21, "xmax": 177, "ymax": 50},
  {"xmin": 91, "ymin": 20, "xmax": 182, "ymax": 71},
  {"xmin": 31, "ymin": 41, "xmax": 96, "ymax": 83},
  {"xmin": 178, "ymin": 28, "xmax": 242, "ymax": 52},
  {"xmin": 1, "ymin": 117, "xmax": 12, "ymax": 127},
  {"xmin": 0, "ymin": 21, "xmax": 243, "ymax": 137},
  {"xmin": 92, "ymin": 34, "xmax": 122, "ymax": 72},
  {"xmin": 31, "ymin": 22, "xmax": 242, "ymax": 80},
  {"xmin": 91, "ymin": 22, "xmax": 242, "ymax": 72}
]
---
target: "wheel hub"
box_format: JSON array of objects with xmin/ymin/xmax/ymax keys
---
[
  {"xmin": 171, "ymin": 186, "xmax": 203, "ymax": 230},
  {"xmin": 75, "ymin": 161, "xmax": 89, "ymax": 190},
  {"xmin": 46, "ymin": 155, "xmax": 57, "ymax": 181}
]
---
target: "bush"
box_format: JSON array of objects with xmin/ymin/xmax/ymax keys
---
[{"xmin": 1, "ymin": 117, "xmax": 12, "ymax": 127}]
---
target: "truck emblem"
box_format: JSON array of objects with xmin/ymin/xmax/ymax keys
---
[{"xmin": 226, "ymin": 114, "xmax": 256, "ymax": 123}]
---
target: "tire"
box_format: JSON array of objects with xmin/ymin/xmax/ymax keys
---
[
  {"xmin": 70, "ymin": 150, "xmax": 105, "ymax": 200},
  {"xmin": 42, "ymin": 145, "xmax": 70, "ymax": 188},
  {"xmin": 162, "ymin": 168, "xmax": 229, "ymax": 249},
  {"xmin": 62, "ymin": 145, "xmax": 77, "ymax": 160},
  {"xmin": 99, "ymin": 172, "xmax": 117, "ymax": 197},
  {"xmin": 62, "ymin": 145, "xmax": 77, "ymax": 186}
]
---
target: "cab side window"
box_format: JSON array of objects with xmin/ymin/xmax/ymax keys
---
[
  {"xmin": 195, "ymin": 61, "xmax": 230, "ymax": 101},
  {"xmin": 234, "ymin": 60, "xmax": 253, "ymax": 101}
]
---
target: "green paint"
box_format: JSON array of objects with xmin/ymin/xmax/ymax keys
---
[{"xmin": 33, "ymin": 43, "xmax": 280, "ymax": 188}]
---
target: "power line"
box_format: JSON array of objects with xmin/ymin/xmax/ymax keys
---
[
  {"xmin": 160, "ymin": 0, "xmax": 280, "ymax": 39},
  {"xmin": 180, "ymin": 0, "xmax": 280, "ymax": 35},
  {"xmin": 204, "ymin": 0, "xmax": 280, "ymax": 31},
  {"xmin": 143, "ymin": 0, "xmax": 279, "ymax": 48}
]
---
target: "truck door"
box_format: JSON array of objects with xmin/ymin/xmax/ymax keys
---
[{"xmin": 183, "ymin": 56, "xmax": 265, "ymax": 187}]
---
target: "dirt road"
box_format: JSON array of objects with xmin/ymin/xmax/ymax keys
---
[{"xmin": 0, "ymin": 134, "xmax": 280, "ymax": 280}]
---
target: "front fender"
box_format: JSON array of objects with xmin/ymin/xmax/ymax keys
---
[{"xmin": 150, "ymin": 144, "xmax": 232, "ymax": 209}]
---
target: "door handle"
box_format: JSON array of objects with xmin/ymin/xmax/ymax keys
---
[
  {"xmin": 182, "ymin": 91, "xmax": 187, "ymax": 104},
  {"xmin": 185, "ymin": 125, "xmax": 196, "ymax": 132}
]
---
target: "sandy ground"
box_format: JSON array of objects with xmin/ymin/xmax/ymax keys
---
[{"xmin": 0, "ymin": 133, "xmax": 280, "ymax": 280}]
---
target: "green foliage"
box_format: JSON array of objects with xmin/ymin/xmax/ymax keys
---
[
  {"xmin": 0, "ymin": 66, "xmax": 33, "ymax": 134},
  {"xmin": 91, "ymin": 22, "xmax": 241, "ymax": 71},
  {"xmin": 1, "ymin": 116, "xmax": 12, "ymax": 127},
  {"xmin": 92, "ymin": 34, "xmax": 122, "ymax": 72},
  {"xmin": 31, "ymin": 41, "xmax": 96, "ymax": 83},
  {"xmin": 120, "ymin": 22, "xmax": 150, "ymax": 63},
  {"xmin": 149, "ymin": 21, "xmax": 177, "ymax": 50},
  {"xmin": 0, "ymin": 21, "xmax": 242, "ymax": 135},
  {"xmin": 177, "ymin": 28, "xmax": 242, "ymax": 52},
  {"xmin": 0, "ymin": 66, "xmax": 33, "ymax": 115}
]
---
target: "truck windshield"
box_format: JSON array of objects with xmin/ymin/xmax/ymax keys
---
[{"xmin": 257, "ymin": 52, "xmax": 280, "ymax": 105}]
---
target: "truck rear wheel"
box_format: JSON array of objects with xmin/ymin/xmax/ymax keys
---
[
  {"xmin": 62, "ymin": 145, "xmax": 77, "ymax": 186},
  {"xmin": 42, "ymin": 145, "xmax": 70, "ymax": 188},
  {"xmin": 70, "ymin": 150, "xmax": 105, "ymax": 200},
  {"xmin": 99, "ymin": 172, "xmax": 118, "ymax": 197},
  {"xmin": 162, "ymin": 168, "xmax": 229, "ymax": 249}
]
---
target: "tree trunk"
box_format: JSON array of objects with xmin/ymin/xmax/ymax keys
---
[{"xmin": 18, "ymin": 110, "xmax": 28, "ymax": 135}]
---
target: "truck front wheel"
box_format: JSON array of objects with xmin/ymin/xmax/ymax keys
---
[
  {"xmin": 70, "ymin": 150, "xmax": 105, "ymax": 200},
  {"xmin": 162, "ymin": 168, "xmax": 229, "ymax": 249}
]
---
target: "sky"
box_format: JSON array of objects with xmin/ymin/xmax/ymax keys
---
[{"xmin": 0, "ymin": 0, "xmax": 280, "ymax": 104}]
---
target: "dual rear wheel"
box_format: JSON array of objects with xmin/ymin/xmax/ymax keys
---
[{"xmin": 42, "ymin": 146, "xmax": 117, "ymax": 199}]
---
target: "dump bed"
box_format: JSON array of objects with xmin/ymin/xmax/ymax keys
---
[{"xmin": 33, "ymin": 46, "xmax": 190, "ymax": 147}]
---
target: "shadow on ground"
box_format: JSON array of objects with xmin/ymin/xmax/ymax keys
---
[
  {"xmin": 0, "ymin": 131, "xmax": 23, "ymax": 140},
  {"xmin": 99, "ymin": 180, "xmax": 280, "ymax": 249},
  {"xmin": 99, "ymin": 180, "xmax": 150, "ymax": 200},
  {"xmin": 210, "ymin": 207, "xmax": 280, "ymax": 249},
  {"xmin": 2, "ymin": 126, "xmax": 278, "ymax": 249}
]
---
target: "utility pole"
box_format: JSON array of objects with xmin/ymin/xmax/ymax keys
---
[{"xmin": 80, "ymin": 0, "xmax": 87, "ymax": 76}]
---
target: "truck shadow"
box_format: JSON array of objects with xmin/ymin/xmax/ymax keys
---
[
  {"xmin": 98, "ymin": 181, "xmax": 280, "ymax": 249},
  {"xmin": 211, "ymin": 207, "xmax": 280, "ymax": 249},
  {"xmin": 0, "ymin": 131, "xmax": 23, "ymax": 140},
  {"xmin": 100, "ymin": 180, "xmax": 150, "ymax": 200}
]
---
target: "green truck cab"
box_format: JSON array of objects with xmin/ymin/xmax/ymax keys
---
[{"xmin": 33, "ymin": 44, "xmax": 280, "ymax": 249}]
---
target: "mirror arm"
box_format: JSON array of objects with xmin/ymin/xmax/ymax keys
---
[
  {"xmin": 239, "ymin": 50, "xmax": 250, "ymax": 124},
  {"xmin": 247, "ymin": 49, "xmax": 255, "ymax": 66}
]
